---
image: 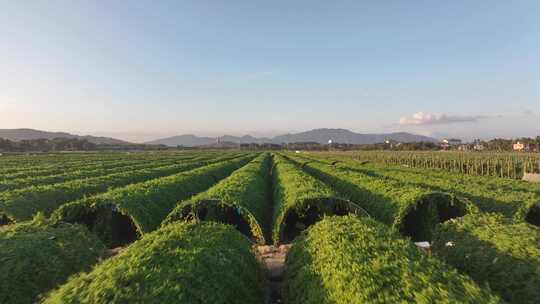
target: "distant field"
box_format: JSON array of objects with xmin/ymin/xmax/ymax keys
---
[
  {"xmin": 314, "ymin": 150, "xmax": 540, "ymax": 179},
  {"xmin": 1, "ymin": 151, "xmax": 539, "ymax": 303}
]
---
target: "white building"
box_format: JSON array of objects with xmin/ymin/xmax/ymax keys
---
[
  {"xmin": 440, "ymin": 138, "xmax": 462, "ymax": 149},
  {"xmin": 474, "ymin": 144, "xmax": 485, "ymax": 151},
  {"xmin": 513, "ymin": 142, "xmax": 529, "ymax": 151}
]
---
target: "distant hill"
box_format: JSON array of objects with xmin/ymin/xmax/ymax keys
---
[
  {"xmin": 0, "ymin": 129, "xmax": 131, "ymax": 145},
  {"xmin": 145, "ymin": 134, "xmax": 274, "ymax": 147},
  {"xmin": 198, "ymin": 141, "xmax": 241, "ymax": 149},
  {"xmin": 220, "ymin": 135, "xmax": 272, "ymax": 144},
  {"xmin": 147, "ymin": 128, "xmax": 437, "ymax": 147},
  {"xmin": 272, "ymin": 129, "xmax": 436, "ymax": 145},
  {"xmin": 145, "ymin": 135, "xmax": 216, "ymax": 147}
]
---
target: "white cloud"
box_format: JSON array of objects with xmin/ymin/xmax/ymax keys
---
[{"xmin": 399, "ymin": 112, "xmax": 496, "ymax": 126}]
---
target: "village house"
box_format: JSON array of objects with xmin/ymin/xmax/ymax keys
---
[
  {"xmin": 385, "ymin": 139, "xmax": 401, "ymax": 149},
  {"xmin": 513, "ymin": 141, "xmax": 530, "ymax": 151},
  {"xmin": 440, "ymin": 138, "xmax": 462, "ymax": 150},
  {"xmin": 472, "ymin": 139, "xmax": 485, "ymax": 151},
  {"xmin": 473, "ymin": 143, "xmax": 485, "ymax": 151}
]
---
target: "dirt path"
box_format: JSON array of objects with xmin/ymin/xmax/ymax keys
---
[{"xmin": 256, "ymin": 244, "xmax": 292, "ymax": 304}]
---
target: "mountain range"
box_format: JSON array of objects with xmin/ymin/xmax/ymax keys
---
[
  {"xmin": 146, "ymin": 128, "xmax": 437, "ymax": 147},
  {"xmin": 0, "ymin": 128, "xmax": 438, "ymax": 147},
  {"xmin": 0, "ymin": 129, "xmax": 131, "ymax": 145}
]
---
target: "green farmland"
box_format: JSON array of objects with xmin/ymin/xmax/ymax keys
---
[{"xmin": 1, "ymin": 151, "xmax": 539, "ymax": 303}]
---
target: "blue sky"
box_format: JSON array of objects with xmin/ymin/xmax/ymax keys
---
[{"xmin": 1, "ymin": 1, "xmax": 539, "ymax": 142}]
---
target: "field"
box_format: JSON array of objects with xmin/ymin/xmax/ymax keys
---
[
  {"xmin": 1, "ymin": 150, "xmax": 539, "ymax": 303},
  {"xmin": 323, "ymin": 150, "xmax": 540, "ymax": 179}
]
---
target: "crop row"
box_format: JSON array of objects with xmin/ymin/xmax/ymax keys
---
[
  {"xmin": 288, "ymin": 212, "xmax": 540, "ymax": 304},
  {"xmin": 43, "ymin": 222, "xmax": 263, "ymax": 304},
  {"xmin": 0, "ymin": 157, "xmax": 127, "ymax": 177},
  {"xmin": 0, "ymin": 215, "xmax": 106, "ymax": 304},
  {"xmin": 0, "ymin": 156, "xmax": 197, "ymax": 192},
  {"xmin": 0, "ymin": 151, "xmax": 131, "ymax": 167},
  {"xmin": 270, "ymin": 154, "xmax": 368, "ymax": 244},
  {"xmin": 284, "ymin": 153, "xmax": 473, "ymax": 241},
  {"xmin": 2, "ymin": 152, "xmax": 369, "ymax": 303},
  {"xmin": 0, "ymin": 152, "xmax": 202, "ymax": 180},
  {"xmin": 0, "ymin": 150, "xmax": 206, "ymax": 172},
  {"xmin": 295, "ymin": 152, "xmax": 540, "ymax": 227},
  {"xmin": 286, "ymin": 215, "xmax": 501, "ymax": 303},
  {"xmin": 1, "ymin": 151, "xmax": 540, "ymax": 303},
  {"xmin": 1, "ymin": 154, "xmax": 261, "ymax": 303},
  {"xmin": 286, "ymin": 153, "xmax": 540, "ymax": 302},
  {"xmin": 0, "ymin": 153, "xmax": 243, "ymax": 225},
  {"xmin": 163, "ymin": 153, "xmax": 272, "ymax": 244},
  {"xmin": 163, "ymin": 153, "xmax": 369, "ymax": 245},
  {"xmin": 7, "ymin": 212, "xmax": 539, "ymax": 303},
  {"xmin": 323, "ymin": 150, "xmax": 540, "ymax": 179},
  {"xmin": 51, "ymin": 154, "xmax": 254, "ymax": 246},
  {"xmin": 0, "ymin": 152, "xmax": 137, "ymax": 169},
  {"xmin": 432, "ymin": 213, "xmax": 540, "ymax": 303}
]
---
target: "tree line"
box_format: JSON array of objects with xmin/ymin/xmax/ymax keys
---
[{"xmin": 0, "ymin": 138, "xmax": 166, "ymax": 153}]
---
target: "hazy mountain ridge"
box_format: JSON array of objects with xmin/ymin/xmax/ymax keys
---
[
  {"xmin": 0, "ymin": 128, "xmax": 437, "ymax": 147},
  {"xmin": 0, "ymin": 129, "xmax": 132, "ymax": 145},
  {"xmin": 144, "ymin": 135, "xmax": 216, "ymax": 147},
  {"xmin": 146, "ymin": 128, "xmax": 437, "ymax": 147}
]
